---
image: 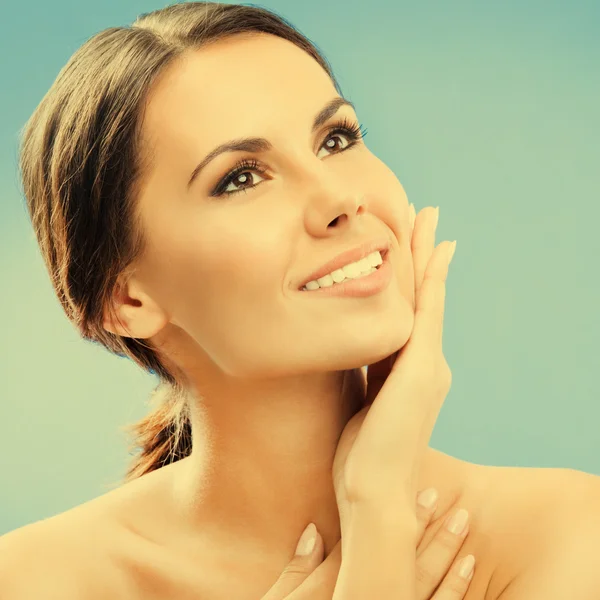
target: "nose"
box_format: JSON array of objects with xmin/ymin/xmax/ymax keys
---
[{"xmin": 307, "ymin": 191, "xmax": 368, "ymax": 234}]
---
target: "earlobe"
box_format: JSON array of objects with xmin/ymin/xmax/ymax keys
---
[{"xmin": 102, "ymin": 278, "xmax": 169, "ymax": 340}]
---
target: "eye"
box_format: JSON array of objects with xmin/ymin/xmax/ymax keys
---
[
  {"xmin": 317, "ymin": 130, "xmax": 354, "ymax": 158},
  {"xmin": 210, "ymin": 118, "xmax": 368, "ymax": 198},
  {"xmin": 211, "ymin": 158, "xmax": 268, "ymax": 197},
  {"xmin": 221, "ymin": 164, "xmax": 267, "ymax": 196},
  {"xmin": 316, "ymin": 118, "xmax": 368, "ymax": 159}
]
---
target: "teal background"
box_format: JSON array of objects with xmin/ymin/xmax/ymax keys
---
[{"xmin": 1, "ymin": 0, "xmax": 598, "ymax": 536}]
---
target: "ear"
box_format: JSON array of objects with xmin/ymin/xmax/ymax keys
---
[{"xmin": 102, "ymin": 275, "xmax": 169, "ymax": 339}]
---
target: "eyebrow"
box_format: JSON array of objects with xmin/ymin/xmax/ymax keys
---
[{"xmin": 186, "ymin": 96, "xmax": 355, "ymax": 190}]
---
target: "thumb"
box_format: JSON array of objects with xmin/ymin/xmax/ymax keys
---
[{"xmin": 260, "ymin": 523, "xmax": 323, "ymax": 600}]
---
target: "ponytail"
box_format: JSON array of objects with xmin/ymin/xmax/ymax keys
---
[{"xmin": 120, "ymin": 381, "xmax": 192, "ymax": 483}]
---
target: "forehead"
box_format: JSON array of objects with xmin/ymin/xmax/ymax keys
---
[{"xmin": 141, "ymin": 33, "xmax": 337, "ymax": 156}]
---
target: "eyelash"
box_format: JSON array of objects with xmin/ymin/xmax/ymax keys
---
[{"xmin": 210, "ymin": 117, "xmax": 369, "ymax": 197}]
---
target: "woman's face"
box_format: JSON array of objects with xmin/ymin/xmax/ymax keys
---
[{"xmin": 131, "ymin": 32, "xmax": 415, "ymax": 379}]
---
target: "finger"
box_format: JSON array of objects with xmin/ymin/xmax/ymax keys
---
[
  {"xmin": 261, "ymin": 524, "xmax": 326, "ymax": 600},
  {"xmin": 431, "ymin": 554, "xmax": 475, "ymax": 600},
  {"xmin": 413, "ymin": 206, "xmax": 439, "ymax": 302},
  {"xmin": 410, "ymin": 239, "xmax": 456, "ymax": 352},
  {"xmin": 284, "ymin": 541, "xmax": 342, "ymax": 600},
  {"xmin": 415, "ymin": 487, "xmax": 439, "ymax": 544},
  {"xmin": 409, "ymin": 202, "xmax": 416, "ymax": 242},
  {"xmin": 415, "ymin": 508, "xmax": 472, "ymax": 600}
]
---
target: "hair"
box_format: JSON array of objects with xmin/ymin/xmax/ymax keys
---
[{"xmin": 18, "ymin": 1, "xmax": 342, "ymax": 484}]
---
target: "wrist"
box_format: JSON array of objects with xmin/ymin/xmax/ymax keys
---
[
  {"xmin": 345, "ymin": 500, "xmax": 418, "ymax": 542},
  {"xmin": 334, "ymin": 504, "xmax": 419, "ymax": 600}
]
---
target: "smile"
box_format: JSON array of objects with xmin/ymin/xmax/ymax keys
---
[{"xmin": 301, "ymin": 250, "xmax": 385, "ymax": 290}]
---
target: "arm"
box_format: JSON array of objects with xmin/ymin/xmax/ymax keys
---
[{"xmin": 333, "ymin": 503, "xmax": 420, "ymax": 600}]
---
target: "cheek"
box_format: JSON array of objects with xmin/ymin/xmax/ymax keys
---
[
  {"xmin": 134, "ymin": 215, "xmax": 217, "ymax": 314},
  {"xmin": 203, "ymin": 225, "xmax": 285, "ymax": 287},
  {"xmin": 361, "ymin": 154, "xmax": 410, "ymax": 245},
  {"xmin": 156, "ymin": 221, "xmax": 286, "ymax": 310},
  {"xmin": 360, "ymin": 156, "xmax": 414, "ymax": 304}
]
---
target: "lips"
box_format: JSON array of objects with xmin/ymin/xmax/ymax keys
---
[{"xmin": 298, "ymin": 238, "xmax": 391, "ymax": 290}]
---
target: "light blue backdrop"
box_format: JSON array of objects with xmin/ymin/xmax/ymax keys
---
[{"xmin": 1, "ymin": 0, "xmax": 598, "ymax": 535}]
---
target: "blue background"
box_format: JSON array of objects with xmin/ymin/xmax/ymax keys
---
[{"xmin": 1, "ymin": 0, "xmax": 599, "ymax": 535}]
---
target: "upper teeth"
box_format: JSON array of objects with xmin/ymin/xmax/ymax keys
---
[{"xmin": 302, "ymin": 250, "xmax": 384, "ymax": 291}]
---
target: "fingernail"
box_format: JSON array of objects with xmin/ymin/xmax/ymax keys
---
[
  {"xmin": 446, "ymin": 508, "xmax": 469, "ymax": 535},
  {"xmin": 459, "ymin": 554, "xmax": 475, "ymax": 580},
  {"xmin": 417, "ymin": 487, "xmax": 439, "ymax": 509},
  {"xmin": 295, "ymin": 523, "xmax": 317, "ymax": 556},
  {"xmin": 433, "ymin": 206, "xmax": 440, "ymax": 232},
  {"xmin": 447, "ymin": 240, "xmax": 457, "ymax": 265}
]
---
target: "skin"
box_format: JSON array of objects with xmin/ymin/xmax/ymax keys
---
[
  {"xmin": 1, "ymin": 25, "xmax": 597, "ymax": 600},
  {"xmin": 104, "ymin": 30, "xmax": 419, "ymax": 562},
  {"xmin": 88, "ymin": 29, "xmax": 600, "ymax": 600}
]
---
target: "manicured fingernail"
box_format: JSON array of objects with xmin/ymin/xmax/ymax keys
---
[
  {"xmin": 459, "ymin": 554, "xmax": 475, "ymax": 580},
  {"xmin": 295, "ymin": 523, "xmax": 317, "ymax": 556},
  {"xmin": 417, "ymin": 487, "xmax": 439, "ymax": 509},
  {"xmin": 433, "ymin": 206, "xmax": 440, "ymax": 232},
  {"xmin": 447, "ymin": 240, "xmax": 457, "ymax": 265},
  {"xmin": 446, "ymin": 508, "xmax": 469, "ymax": 535}
]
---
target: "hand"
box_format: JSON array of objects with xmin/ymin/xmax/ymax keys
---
[
  {"xmin": 332, "ymin": 205, "xmax": 456, "ymax": 518},
  {"xmin": 260, "ymin": 488, "xmax": 475, "ymax": 599}
]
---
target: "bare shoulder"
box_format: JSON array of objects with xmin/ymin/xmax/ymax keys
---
[
  {"xmin": 0, "ymin": 487, "xmax": 140, "ymax": 600},
  {"xmin": 0, "ymin": 518, "xmax": 112, "ymax": 599},
  {"xmin": 492, "ymin": 465, "xmax": 600, "ymax": 533},
  {"xmin": 493, "ymin": 468, "xmax": 600, "ymax": 600},
  {"xmin": 533, "ymin": 467, "xmax": 600, "ymax": 551},
  {"xmin": 0, "ymin": 465, "xmax": 218, "ymax": 600},
  {"xmin": 478, "ymin": 465, "xmax": 600, "ymax": 600}
]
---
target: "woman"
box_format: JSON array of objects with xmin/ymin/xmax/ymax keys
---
[{"xmin": 4, "ymin": 2, "xmax": 600, "ymax": 599}]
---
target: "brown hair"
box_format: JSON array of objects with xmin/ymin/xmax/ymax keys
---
[{"xmin": 18, "ymin": 2, "xmax": 342, "ymax": 484}]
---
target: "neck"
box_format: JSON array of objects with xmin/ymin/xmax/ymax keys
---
[{"xmin": 173, "ymin": 367, "xmax": 367, "ymax": 559}]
